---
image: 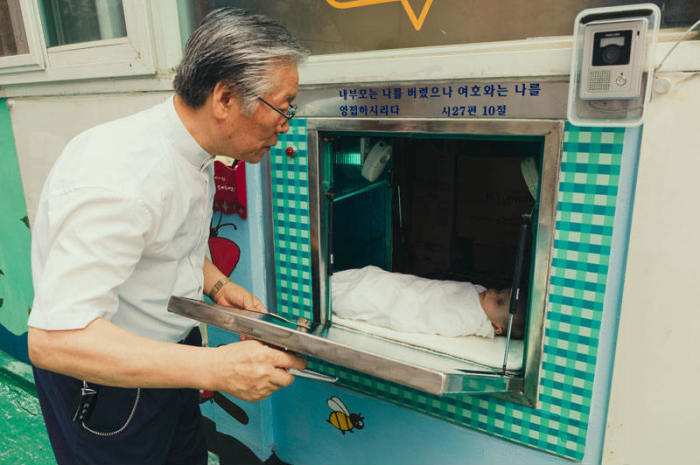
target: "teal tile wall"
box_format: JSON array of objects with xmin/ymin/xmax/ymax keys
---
[
  {"xmin": 270, "ymin": 120, "xmax": 624, "ymax": 461},
  {"xmin": 270, "ymin": 121, "xmax": 313, "ymax": 319}
]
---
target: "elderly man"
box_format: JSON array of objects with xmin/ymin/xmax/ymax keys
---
[{"xmin": 27, "ymin": 8, "xmax": 307, "ymax": 465}]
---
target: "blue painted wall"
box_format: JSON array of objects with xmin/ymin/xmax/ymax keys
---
[
  {"xmin": 272, "ymin": 379, "xmax": 571, "ymax": 465},
  {"xmin": 199, "ymin": 161, "xmax": 277, "ymax": 461}
]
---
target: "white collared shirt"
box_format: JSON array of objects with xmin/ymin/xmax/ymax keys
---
[{"xmin": 29, "ymin": 97, "xmax": 215, "ymax": 342}]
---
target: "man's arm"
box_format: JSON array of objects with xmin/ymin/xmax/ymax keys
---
[
  {"xmin": 28, "ymin": 318, "xmax": 306, "ymax": 402},
  {"xmin": 29, "ymin": 258, "xmax": 297, "ymax": 402},
  {"xmin": 29, "ymin": 260, "xmax": 306, "ymax": 402}
]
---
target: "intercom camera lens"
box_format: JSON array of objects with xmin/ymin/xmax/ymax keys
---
[{"xmin": 601, "ymin": 45, "xmax": 622, "ymax": 65}]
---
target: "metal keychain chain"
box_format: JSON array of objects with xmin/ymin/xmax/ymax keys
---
[{"xmin": 80, "ymin": 380, "xmax": 141, "ymax": 437}]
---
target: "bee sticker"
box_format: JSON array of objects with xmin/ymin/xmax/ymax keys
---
[{"xmin": 327, "ymin": 396, "xmax": 364, "ymax": 435}]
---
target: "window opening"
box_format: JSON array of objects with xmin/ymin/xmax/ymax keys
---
[
  {"xmin": 323, "ymin": 134, "xmax": 542, "ymax": 378},
  {"xmin": 0, "ymin": 0, "xmax": 29, "ymax": 57},
  {"xmin": 38, "ymin": 0, "xmax": 126, "ymax": 47}
]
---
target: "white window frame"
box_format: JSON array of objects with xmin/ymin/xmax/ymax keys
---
[
  {"xmin": 0, "ymin": 0, "xmax": 46, "ymax": 74},
  {"xmin": 0, "ymin": 0, "xmax": 157, "ymax": 86}
]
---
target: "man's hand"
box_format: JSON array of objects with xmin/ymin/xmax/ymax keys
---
[
  {"xmin": 214, "ymin": 281, "xmax": 266, "ymax": 313},
  {"xmin": 211, "ymin": 340, "xmax": 307, "ymax": 402}
]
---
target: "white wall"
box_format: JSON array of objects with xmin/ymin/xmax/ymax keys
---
[
  {"xmin": 603, "ymin": 72, "xmax": 700, "ymax": 464},
  {"xmin": 8, "ymin": 92, "xmax": 172, "ymax": 225}
]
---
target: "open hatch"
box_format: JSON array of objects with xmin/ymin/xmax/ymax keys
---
[{"xmin": 169, "ymin": 119, "xmax": 562, "ymax": 405}]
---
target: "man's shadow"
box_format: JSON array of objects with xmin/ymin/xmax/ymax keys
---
[{"xmin": 202, "ymin": 415, "xmax": 289, "ymax": 465}]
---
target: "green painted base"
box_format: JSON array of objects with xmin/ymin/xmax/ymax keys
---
[{"xmin": 0, "ymin": 350, "xmax": 54, "ymax": 464}]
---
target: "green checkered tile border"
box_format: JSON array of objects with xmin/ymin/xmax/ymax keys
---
[
  {"xmin": 270, "ymin": 121, "xmax": 625, "ymax": 461},
  {"xmin": 270, "ymin": 120, "xmax": 314, "ymax": 319}
]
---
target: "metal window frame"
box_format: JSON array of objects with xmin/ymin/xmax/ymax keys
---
[{"xmin": 306, "ymin": 118, "xmax": 563, "ymax": 407}]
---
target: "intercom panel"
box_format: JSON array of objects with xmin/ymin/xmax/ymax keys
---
[
  {"xmin": 580, "ymin": 18, "xmax": 648, "ymax": 100},
  {"xmin": 568, "ymin": 3, "xmax": 660, "ymax": 127}
]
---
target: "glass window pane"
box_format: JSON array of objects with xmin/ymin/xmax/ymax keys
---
[
  {"xmin": 185, "ymin": 0, "xmax": 700, "ymax": 55},
  {"xmin": 39, "ymin": 0, "xmax": 127, "ymax": 48},
  {"xmin": 0, "ymin": 0, "xmax": 30, "ymax": 57}
]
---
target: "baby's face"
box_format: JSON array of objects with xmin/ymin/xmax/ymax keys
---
[{"xmin": 479, "ymin": 288, "xmax": 511, "ymax": 335}]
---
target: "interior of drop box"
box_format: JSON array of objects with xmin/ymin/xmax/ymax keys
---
[{"xmin": 331, "ymin": 135, "xmax": 540, "ymax": 292}]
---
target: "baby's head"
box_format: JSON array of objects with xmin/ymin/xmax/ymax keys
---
[{"xmin": 479, "ymin": 288, "xmax": 527, "ymax": 339}]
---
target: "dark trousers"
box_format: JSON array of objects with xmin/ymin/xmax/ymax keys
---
[{"xmin": 32, "ymin": 328, "xmax": 207, "ymax": 465}]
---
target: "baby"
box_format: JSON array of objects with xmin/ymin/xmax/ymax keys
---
[{"xmin": 331, "ymin": 266, "xmax": 526, "ymax": 339}]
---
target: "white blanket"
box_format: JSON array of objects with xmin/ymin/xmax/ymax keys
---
[
  {"xmin": 331, "ymin": 266, "xmax": 494, "ymax": 338},
  {"xmin": 332, "ymin": 317, "xmax": 523, "ymax": 371}
]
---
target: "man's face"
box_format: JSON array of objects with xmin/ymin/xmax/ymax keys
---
[{"xmin": 219, "ymin": 62, "xmax": 299, "ymax": 163}]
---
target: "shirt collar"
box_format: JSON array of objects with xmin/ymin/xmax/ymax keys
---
[{"xmin": 163, "ymin": 96, "xmax": 213, "ymax": 170}]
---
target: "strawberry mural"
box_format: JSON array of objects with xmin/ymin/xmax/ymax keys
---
[
  {"xmin": 209, "ymin": 214, "xmax": 241, "ymax": 277},
  {"xmin": 209, "ymin": 160, "xmax": 247, "ymax": 276}
]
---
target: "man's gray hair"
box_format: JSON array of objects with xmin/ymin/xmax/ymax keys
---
[{"xmin": 174, "ymin": 8, "xmax": 308, "ymax": 113}]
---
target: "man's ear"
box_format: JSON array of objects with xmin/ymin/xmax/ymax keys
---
[
  {"xmin": 211, "ymin": 81, "xmax": 239, "ymax": 120},
  {"xmin": 494, "ymin": 325, "xmax": 504, "ymax": 335}
]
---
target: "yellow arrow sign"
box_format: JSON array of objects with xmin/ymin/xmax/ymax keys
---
[{"xmin": 326, "ymin": 0, "xmax": 434, "ymax": 31}]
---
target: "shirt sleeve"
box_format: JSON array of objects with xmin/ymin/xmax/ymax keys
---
[{"xmin": 28, "ymin": 187, "xmax": 154, "ymax": 331}]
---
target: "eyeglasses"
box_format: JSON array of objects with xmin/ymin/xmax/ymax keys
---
[{"xmin": 257, "ymin": 96, "xmax": 297, "ymax": 124}]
